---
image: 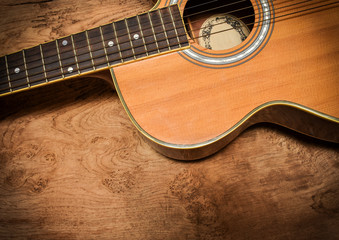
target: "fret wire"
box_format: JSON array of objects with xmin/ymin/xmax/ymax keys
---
[
  {"xmin": 125, "ymin": 33, "xmax": 187, "ymax": 49},
  {"xmin": 39, "ymin": 44, "xmax": 48, "ymax": 82},
  {"xmin": 0, "ymin": 10, "xmax": 188, "ymax": 94},
  {"xmin": 1, "ymin": 42, "xmax": 189, "ymax": 94},
  {"xmin": 102, "ymin": 41, "xmax": 183, "ymax": 62},
  {"xmin": 25, "ymin": 20, "xmax": 173, "ymax": 70},
  {"xmin": 158, "ymin": 10, "xmax": 171, "ymax": 50},
  {"xmin": 124, "ymin": 19, "xmax": 137, "ymax": 60},
  {"xmin": 7, "ymin": 6, "xmax": 177, "ymax": 70},
  {"xmin": 22, "ymin": 50, "xmax": 31, "ymax": 87},
  {"xmin": 12, "ymin": 31, "xmax": 187, "ymax": 81},
  {"xmin": 4, "ymin": 55, "xmax": 13, "ymax": 92},
  {"xmin": 70, "ymin": 35, "xmax": 81, "ymax": 74},
  {"xmin": 13, "ymin": 8, "xmax": 179, "ymax": 71},
  {"xmin": 27, "ymin": 31, "xmax": 186, "ymax": 79},
  {"xmin": 99, "ymin": 26, "xmax": 110, "ymax": 67},
  {"xmin": 147, "ymin": 12, "xmax": 160, "ymax": 53},
  {"xmin": 112, "ymin": 22, "xmax": 124, "ymax": 62},
  {"xmin": 168, "ymin": 6, "xmax": 182, "ymax": 48},
  {"xmin": 2, "ymin": 6, "xmax": 188, "ymax": 82},
  {"xmin": 85, "ymin": 30, "xmax": 96, "ymax": 70},
  {"xmin": 55, "ymin": 39, "xmax": 65, "ymax": 79},
  {"xmin": 136, "ymin": 15, "xmax": 148, "ymax": 56}
]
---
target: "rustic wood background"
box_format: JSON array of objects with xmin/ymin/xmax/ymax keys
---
[{"xmin": 0, "ymin": 0, "xmax": 338, "ymax": 239}]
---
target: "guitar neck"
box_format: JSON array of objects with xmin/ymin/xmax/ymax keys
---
[{"xmin": 0, "ymin": 4, "xmax": 189, "ymax": 97}]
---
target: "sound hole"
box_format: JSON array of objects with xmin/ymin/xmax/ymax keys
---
[{"xmin": 183, "ymin": 0, "xmax": 255, "ymax": 50}]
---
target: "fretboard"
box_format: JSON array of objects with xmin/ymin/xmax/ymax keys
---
[{"xmin": 0, "ymin": 4, "xmax": 189, "ymax": 96}]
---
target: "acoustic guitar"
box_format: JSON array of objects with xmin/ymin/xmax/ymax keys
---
[{"xmin": 0, "ymin": 0, "xmax": 338, "ymax": 160}]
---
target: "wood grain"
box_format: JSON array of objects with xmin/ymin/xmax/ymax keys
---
[
  {"xmin": 0, "ymin": 0, "xmax": 338, "ymax": 239},
  {"xmin": 114, "ymin": 0, "xmax": 339, "ymax": 146}
]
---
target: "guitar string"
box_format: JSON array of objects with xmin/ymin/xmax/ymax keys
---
[
  {"xmin": 184, "ymin": 0, "xmax": 249, "ymax": 17},
  {"xmin": 183, "ymin": 0, "xmax": 309, "ymax": 18},
  {"xmin": 190, "ymin": 1, "xmax": 338, "ymax": 41},
  {"xmin": 6, "ymin": 0, "xmax": 293, "ymax": 66},
  {"xmin": 1, "ymin": 0, "xmax": 337, "ymax": 86},
  {"xmin": 1, "ymin": 2, "xmax": 337, "ymax": 92},
  {"xmin": 184, "ymin": 0, "xmax": 305, "ymax": 8},
  {"xmin": 2, "ymin": 0, "xmax": 336, "ymax": 89},
  {"xmin": 1, "ymin": 0, "xmax": 335, "ymax": 83},
  {"xmin": 2, "ymin": 0, "xmax": 330, "ymax": 73},
  {"xmin": 184, "ymin": 0, "xmax": 292, "ymax": 11},
  {"xmin": 2, "ymin": 0, "xmax": 327, "ymax": 67},
  {"xmin": 186, "ymin": 0, "xmax": 336, "ymax": 39},
  {"xmin": 183, "ymin": 0, "xmax": 318, "ymax": 27},
  {"xmin": 184, "ymin": 0, "xmax": 229, "ymax": 11}
]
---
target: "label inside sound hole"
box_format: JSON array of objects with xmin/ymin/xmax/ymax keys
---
[{"xmin": 199, "ymin": 14, "xmax": 250, "ymax": 50}]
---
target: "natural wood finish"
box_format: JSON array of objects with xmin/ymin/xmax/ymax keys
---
[
  {"xmin": 114, "ymin": 0, "xmax": 339, "ymax": 145},
  {"xmin": 0, "ymin": 0, "xmax": 338, "ymax": 239}
]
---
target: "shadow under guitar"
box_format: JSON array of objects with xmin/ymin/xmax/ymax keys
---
[{"xmin": 0, "ymin": 74, "xmax": 114, "ymax": 119}]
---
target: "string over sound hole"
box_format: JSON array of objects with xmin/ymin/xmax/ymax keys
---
[{"xmin": 183, "ymin": 0, "xmax": 255, "ymax": 50}]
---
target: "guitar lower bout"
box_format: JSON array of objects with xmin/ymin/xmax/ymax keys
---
[
  {"xmin": 111, "ymin": 54, "xmax": 339, "ymax": 160},
  {"xmin": 110, "ymin": 0, "xmax": 338, "ymax": 160}
]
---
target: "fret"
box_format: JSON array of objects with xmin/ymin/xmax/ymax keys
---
[
  {"xmin": 88, "ymin": 26, "xmax": 110, "ymax": 68},
  {"xmin": 72, "ymin": 31, "xmax": 94, "ymax": 73},
  {"xmin": 101, "ymin": 23, "xmax": 122, "ymax": 65},
  {"xmin": 5, "ymin": 56, "xmax": 12, "ymax": 91},
  {"xmin": 25, "ymin": 46, "xmax": 47, "ymax": 86},
  {"xmin": 7, "ymin": 51, "xmax": 29, "ymax": 91},
  {"xmin": 139, "ymin": 13, "xmax": 159, "ymax": 55},
  {"xmin": 114, "ymin": 20, "xmax": 134, "ymax": 61},
  {"xmin": 96, "ymin": 26, "xmax": 109, "ymax": 68},
  {"xmin": 168, "ymin": 6, "xmax": 182, "ymax": 48},
  {"xmin": 158, "ymin": 9, "xmax": 171, "ymax": 50},
  {"xmin": 0, "ymin": 57, "xmax": 7, "ymax": 81},
  {"xmin": 89, "ymin": 42, "xmax": 109, "ymax": 67},
  {"xmin": 41, "ymin": 41, "xmax": 63, "ymax": 81},
  {"xmin": 48, "ymin": 41, "xmax": 64, "ymax": 79},
  {"xmin": 70, "ymin": 35, "xmax": 81, "ymax": 74},
  {"xmin": 136, "ymin": 15, "xmax": 148, "ymax": 56},
  {"xmin": 126, "ymin": 16, "xmax": 148, "ymax": 59},
  {"xmin": 57, "ymin": 36, "xmax": 79, "ymax": 77},
  {"xmin": 149, "ymin": 10, "xmax": 170, "ymax": 52},
  {"xmin": 39, "ymin": 44, "xmax": 48, "ymax": 82},
  {"xmin": 164, "ymin": 7, "xmax": 181, "ymax": 49},
  {"xmin": 54, "ymin": 40, "xmax": 65, "ymax": 79},
  {"xmin": 169, "ymin": 5, "xmax": 189, "ymax": 47},
  {"xmin": 146, "ymin": 12, "xmax": 161, "ymax": 54},
  {"xmin": 112, "ymin": 23, "xmax": 124, "ymax": 62},
  {"xmin": 124, "ymin": 18, "xmax": 137, "ymax": 60},
  {"xmin": 85, "ymin": 31, "xmax": 96, "ymax": 70},
  {"xmin": 0, "ymin": 5, "xmax": 189, "ymax": 96},
  {"xmin": 22, "ymin": 50, "xmax": 30, "ymax": 87},
  {"xmin": 0, "ymin": 56, "xmax": 11, "ymax": 94}
]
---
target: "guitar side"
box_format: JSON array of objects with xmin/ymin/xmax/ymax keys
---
[{"xmin": 111, "ymin": 0, "xmax": 339, "ymax": 160}]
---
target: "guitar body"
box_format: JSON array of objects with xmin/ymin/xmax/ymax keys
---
[{"xmin": 112, "ymin": 0, "xmax": 339, "ymax": 160}]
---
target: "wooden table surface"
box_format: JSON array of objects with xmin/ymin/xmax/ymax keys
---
[{"xmin": 0, "ymin": 0, "xmax": 338, "ymax": 239}]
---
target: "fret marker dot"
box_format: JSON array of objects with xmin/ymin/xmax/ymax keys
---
[
  {"xmin": 108, "ymin": 41, "xmax": 114, "ymax": 47},
  {"xmin": 62, "ymin": 40, "xmax": 68, "ymax": 46},
  {"xmin": 14, "ymin": 67, "xmax": 20, "ymax": 74},
  {"xmin": 133, "ymin": 34, "xmax": 140, "ymax": 40},
  {"xmin": 68, "ymin": 67, "xmax": 73, "ymax": 73}
]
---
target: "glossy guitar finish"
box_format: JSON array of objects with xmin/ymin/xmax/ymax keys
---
[{"xmin": 112, "ymin": 0, "xmax": 339, "ymax": 160}]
